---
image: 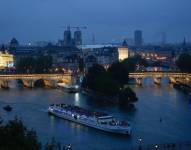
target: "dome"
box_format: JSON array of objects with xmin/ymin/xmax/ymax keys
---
[
  {"xmin": 122, "ymin": 40, "xmax": 128, "ymax": 47},
  {"xmin": 10, "ymin": 38, "xmax": 19, "ymax": 45}
]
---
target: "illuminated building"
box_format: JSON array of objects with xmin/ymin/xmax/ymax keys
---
[
  {"xmin": 82, "ymin": 45, "xmax": 118, "ymax": 69},
  {"xmin": 118, "ymin": 40, "xmax": 129, "ymax": 61},
  {"xmin": 0, "ymin": 50, "xmax": 14, "ymax": 69}
]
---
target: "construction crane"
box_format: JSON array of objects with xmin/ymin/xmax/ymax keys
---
[
  {"xmin": 60, "ymin": 26, "xmax": 87, "ymax": 31},
  {"xmin": 71, "ymin": 26, "xmax": 87, "ymax": 31}
]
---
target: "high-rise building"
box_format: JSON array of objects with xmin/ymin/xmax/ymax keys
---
[
  {"xmin": 134, "ymin": 30, "xmax": 143, "ymax": 46},
  {"xmin": 64, "ymin": 26, "xmax": 72, "ymax": 46},
  {"xmin": 74, "ymin": 30, "xmax": 82, "ymax": 46}
]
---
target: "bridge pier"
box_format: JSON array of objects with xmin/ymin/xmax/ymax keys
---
[
  {"xmin": 169, "ymin": 77, "xmax": 177, "ymax": 84},
  {"xmin": 44, "ymin": 80, "xmax": 58, "ymax": 88},
  {"xmin": 0, "ymin": 80, "xmax": 9, "ymax": 89},
  {"xmin": 154, "ymin": 77, "xmax": 161, "ymax": 85},
  {"xmin": 135, "ymin": 78, "xmax": 142, "ymax": 85},
  {"xmin": 22, "ymin": 80, "xmax": 35, "ymax": 88}
]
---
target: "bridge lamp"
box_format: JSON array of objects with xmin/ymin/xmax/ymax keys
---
[
  {"xmin": 138, "ymin": 138, "xmax": 142, "ymax": 150},
  {"xmin": 186, "ymin": 78, "xmax": 190, "ymax": 81},
  {"xmin": 154, "ymin": 144, "xmax": 158, "ymax": 149}
]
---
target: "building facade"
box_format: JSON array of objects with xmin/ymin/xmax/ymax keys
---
[
  {"xmin": 82, "ymin": 45, "xmax": 118, "ymax": 70},
  {"xmin": 118, "ymin": 40, "xmax": 129, "ymax": 61},
  {"xmin": 0, "ymin": 51, "xmax": 14, "ymax": 69}
]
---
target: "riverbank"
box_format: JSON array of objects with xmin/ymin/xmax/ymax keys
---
[
  {"xmin": 81, "ymin": 88, "xmax": 138, "ymax": 110},
  {"xmin": 173, "ymin": 81, "xmax": 191, "ymax": 95},
  {"xmin": 81, "ymin": 88, "xmax": 118, "ymax": 103}
]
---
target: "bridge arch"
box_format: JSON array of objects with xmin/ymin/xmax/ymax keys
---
[{"xmin": 129, "ymin": 71, "xmax": 191, "ymax": 85}]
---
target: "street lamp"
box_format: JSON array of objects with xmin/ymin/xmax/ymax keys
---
[
  {"xmin": 154, "ymin": 144, "xmax": 158, "ymax": 150},
  {"xmin": 138, "ymin": 138, "xmax": 142, "ymax": 150}
]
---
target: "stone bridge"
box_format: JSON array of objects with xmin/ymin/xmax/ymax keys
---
[
  {"xmin": 0, "ymin": 73, "xmax": 73, "ymax": 88},
  {"xmin": 129, "ymin": 71, "xmax": 191, "ymax": 85}
]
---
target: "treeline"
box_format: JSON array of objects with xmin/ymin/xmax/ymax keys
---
[
  {"xmin": 0, "ymin": 118, "xmax": 41, "ymax": 150},
  {"xmin": 82, "ymin": 56, "xmax": 147, "ymax": 107},
  {"xmin": 176, "ymin": 53, "xmax": 191, "ymax": 72},
  {"xmin": 0, "ymin": 117, "xmax": 72, "ymax": 150},
  {"xmin": 16, "ymin": 55, "xmax": 53, "ymax": 73}
]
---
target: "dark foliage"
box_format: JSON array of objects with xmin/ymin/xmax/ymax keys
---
[
  {"xmin": 82, "ymin": 64, "xmax": 106, "ymax": 90},
  {"xmin": 0, "ymin": 118, "xmax": 41, "ymax": 150},
  {"xmin": 108, "ymin": 61, "xmax": 129, "ymax": 87},
  {"xmin": 122, "ymin": 55, "xmax": 148, "ymax": 72},
  {"xmin": 94, "ymin": 73, "xmax": 120, "ymax": 96},
  {"xmin": 176, "ymin": 53, "xmax": 191, "ymax": 72},
  {"xmin": 82, "ymin": 62, "xmax": 138, "ymax": 106},
  {"xmin": 16, "ymin": 55, "xmax": 53, "ymax": 73},
  {"xmin": 119, "ymin": 87, "xmax": 138, "ymax": 107}
]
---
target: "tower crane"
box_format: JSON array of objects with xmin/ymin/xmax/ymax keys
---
[
  {"xmin": 60, "ymin": 26, "xmax": 87, "ymax": 31},
  {"xmin": 70, "ymin": 26, "xmax": 87, "ymax": 31}
]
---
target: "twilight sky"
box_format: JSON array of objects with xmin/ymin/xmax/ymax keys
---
[{"xmin": 0, "ymin": 0, "xmax": 191, "ymax": 44}]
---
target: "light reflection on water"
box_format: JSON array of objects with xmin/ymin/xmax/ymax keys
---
[
  {"xmin": 0, "ymin": 79, "xmax": 191, "ymax": 149},
  {"xmin": 74, "ymin": 93, "xmax": 80, "ymax": 106}
]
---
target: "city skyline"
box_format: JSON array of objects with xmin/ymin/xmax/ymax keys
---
[{"xmin": 0, "ymin": 0, "xmax": 191, "ymax": 44}]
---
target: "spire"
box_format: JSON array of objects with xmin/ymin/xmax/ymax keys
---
[
  {"xmin": 0, "ymin": 44, "xmax": 6, "ymax": 53},
  {"xmin": 1, "ymin": 44, "xmax": 5, "ymax": 50},
  {"xmin": 122, "ymin": 39, "xmax": 128, "ymax": 47}
]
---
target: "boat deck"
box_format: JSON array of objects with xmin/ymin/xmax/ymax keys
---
[{"xmin": 52, "ymin": 104, "xmax": 109, "ymax": 118}]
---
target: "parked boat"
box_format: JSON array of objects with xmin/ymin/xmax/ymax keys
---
[
  {"xmin": 3, "ymin": 105, "xmax": 12, "ymax": 112},
  {"xmin": 58, "ymin": 84, "xmax": 80, "ymax": 93},
  {"xmin": 48, "ymin": 104, "xmax": 131, "ymax": 135},
  {"xmin": 173, "ymin": 81, "xmax": 191, "ymax": 94}
]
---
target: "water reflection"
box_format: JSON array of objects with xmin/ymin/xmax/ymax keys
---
[
  {"xmin": 0, "ymin": 80, "xmax": 191, "ymax": 149},
  {"xmin": 74, "ymin": 93, "xmax": 80, "ymax": 105}
]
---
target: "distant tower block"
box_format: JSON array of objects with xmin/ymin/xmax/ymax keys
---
[
  {"xmin": 134, "ymin": 30, "xmax": 143, "ymax": 46},
  {"xmin": 64, "ymin": 26, "xmax": 72, "ymax": 46},
  {"xmin": 74, "ymin": 30, "xmax": 82, "ymax": 46}
]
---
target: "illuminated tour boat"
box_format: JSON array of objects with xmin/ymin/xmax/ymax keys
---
[{"xmin": 48, "ymin": 104, "xmax": 131, "ymax": 135}]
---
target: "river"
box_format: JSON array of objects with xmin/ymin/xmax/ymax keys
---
[{"xmin": 0, "ymin": 77, "xmax": 191, "ymax": 149}]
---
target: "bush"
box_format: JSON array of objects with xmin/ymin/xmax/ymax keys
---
[
  {"xmin": 176, "ymin": 53, "xmax": 191, "ymax": 72},
  {"xmin": 119, "ymin": 87, "xmax": 138, "ymax": 107},
  {"xmin": 0, "ymin": 118, "xmax": 41, "ymax": 150}
]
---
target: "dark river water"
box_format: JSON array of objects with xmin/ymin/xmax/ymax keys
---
[{"xmin": 0, "ymin": 78, "xmax": 191, "ymax": 149}]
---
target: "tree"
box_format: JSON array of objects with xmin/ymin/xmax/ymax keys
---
[
  {"xmin": 176, "ymin": 53, "xmax": 191, "ymax": 72},
  {"xmin": 78, "ymin": 58, "xmax": 84, "ymax": 73},
  {"xmin": 16, "ymin": 55, "xmax": 53, "ymax": 73},
  {"xmin": 108, "ymin": 61, "xmax": 129, "ymax": 87},
  {"xmin": 119, "ymin": 87, "xmax": 138, "ymax": 107},
  {"xmin": 95, "ymin": 73, "xmax": 120, "ymax": 96},
  {"xmin": 82, "ymin": 63, "xmax": 138, "ymax": 107},
  {"xmin": 82, "ymin": 64, "xmax": 106, "ymax": 89},
  {"xmin": 0, "ymin": 118, "xmax": 41, "ymax": 150},
  {"xmin": 122, "ymin": 55, "xmax": 148, "ymax": 72}
]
